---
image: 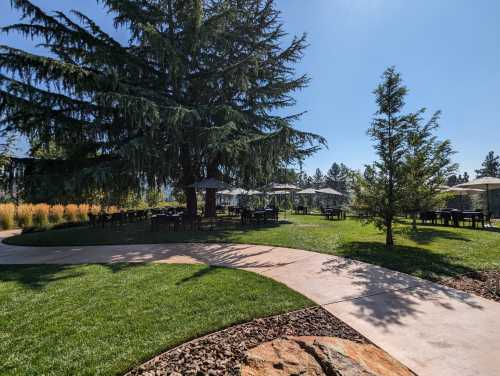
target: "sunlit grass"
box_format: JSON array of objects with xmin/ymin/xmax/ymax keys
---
[
  {"xmin": 0, "ymin": 264, "xmax": 312, "ymax": 376},
  {"xmin": 6, "ymin": 215, "xmax": 500, "ymax": 280}
]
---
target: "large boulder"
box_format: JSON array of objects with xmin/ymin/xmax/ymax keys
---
[{"xmin": 241, "ymin": 336, "xmax": 414, "ymax": 376}]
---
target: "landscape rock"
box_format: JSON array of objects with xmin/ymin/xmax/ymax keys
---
[
  {"xmin": 241, "ymin": 336, "xmax": 414, "ymax": 376},
  {"xmin": 126, "ymin": 307, "xmax": 367, "ymax": 376}
]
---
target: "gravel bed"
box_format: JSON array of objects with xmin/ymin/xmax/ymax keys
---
[
  {"xmin": 126, "ymin": 307, "xmax": 366, "ymax": 376},
  {"xmin": 440, "ymin": 270, "xmax": 500, "ymax": 302}
]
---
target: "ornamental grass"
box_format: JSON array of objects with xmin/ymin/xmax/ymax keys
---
[
  {"xmin": 0, "ymin": 203, "xmax": 16, "ymax": 229},
  {"xmin": 33, "ymin": 204, "xmax": 50, "ymax": 227},
  {"xmin": 77, "ymin": 204, "xmax": 90, "ymax": 222},
  {"xmin": 49, "ymin": 205, "xmax": 65, "ymax": 223},
  {"xmin": 65, "ymin": 204, "xmax": 79, "ymax": 222},
  {"xmin": 17, "ymin": 204, "xmax": 34, "ymax": 228}
]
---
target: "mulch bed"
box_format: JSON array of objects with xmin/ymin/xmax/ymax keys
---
[
  {"xmin": 440, "ymin": 270, "xmax": 500, "ymax": 302},
  {"xmin": 126, "ymin": 307, "xmax": 367, "ymax": 376}
]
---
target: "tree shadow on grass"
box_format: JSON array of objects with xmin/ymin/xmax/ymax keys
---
[
  {"xmin": 337, "ymin": 241, "xmax": 473, "ymax": 280},
  {"xmin": 176, "ymin": 265, "xmax": 221, "ymax": 285},
  {"xmin": 397, "ymin": 227, "xmax": 471, "ymax": 246},
  {"xmin": 0, "ymin": 265, "xmax": 86, "ymax": 290}
]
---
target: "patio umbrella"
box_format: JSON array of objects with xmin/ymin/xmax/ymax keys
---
[
  {"xmin": 267, "ymin": 190, "xmax": 290, "ymax": 195},
  {"xmin": 190, "ymin": 178, "xmax": 228, "ymax": 190},
  {"xmin": 315, "ymin": 188, "xmax": 344, "ymax": 208},
  {"xmin": 457, "ymin": 177, "xmax": 500, "ymax": 215},
  {"xmin": 190, "ymin": 178, "xmax": 228, "ymax": 217},
  {"xmin": 444, "ymin": 187, "xmax": 485, "ymax": 210},
  {"xmin": 267, "ymin": 183, "xmax": 300, "ymax": 191},
  {"xmin": 297, "ymin": 188, "xmax": 317, "ymax": 195},
  {"xmin": 316, "ymin": 188, "xmax": 344, "ymax": 196},
  {"xmin": 245, "ymin": 190, "xmax": 262, "ymax": 196}
]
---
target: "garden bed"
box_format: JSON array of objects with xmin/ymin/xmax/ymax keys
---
[
  {"xmin": 440, "ymin": 270, "xmax": 500, "ymax": 302},
  {"xmin": 127, "ymin": 307, "xmax": 366, "ymax": 376}
]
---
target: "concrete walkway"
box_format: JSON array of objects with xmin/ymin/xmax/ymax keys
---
[{"xmin": 1, "ymin": 230, "xmax": 499, "ymax": 376}]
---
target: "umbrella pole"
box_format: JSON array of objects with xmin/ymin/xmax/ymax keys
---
[{"xmin": 487, "ymin": 184, "xmax": 491, "ymax": 221}]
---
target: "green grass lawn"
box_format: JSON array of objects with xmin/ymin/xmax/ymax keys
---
[
  {"xmin": 6, "ymin": 215, "xmax": 500, "ymax": 280},
  {"xmin": 0, "ymin": 264, "xmax": 312, "ymax": 376}
]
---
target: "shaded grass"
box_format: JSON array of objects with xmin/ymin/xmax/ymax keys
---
[
  {"xmin": 0, "ymin": 264, "xmax": 312, "ymax": 376},
  {"xmin": 5, "ymin": 215, "xmax": 500, "ymax": 280}
]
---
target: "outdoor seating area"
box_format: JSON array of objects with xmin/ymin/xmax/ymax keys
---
[
  {"xmin": 323, "ymin": 207, "xmax": 347, "ymax": 221},
  {"xmin": 241, "ymin": 207, "xmax": 279, "ymax": 225},
  {"xmin": 88, "ymin": 209, "xmax": 149, "ymax": 227},
  {"xmin": 1, "ymin": 1, "xmax": 500, "ymax": 375},
  {"xmin": 421, "ymin": 209, "xmax": 487, "ymax": 229}
]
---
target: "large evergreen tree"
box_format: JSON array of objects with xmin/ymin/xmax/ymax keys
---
[
  {"xmin": 312, "ymin": 168, "xmax": 324, "ymax": 188},
  {"xmin": 0, "ymin": 0, "xmax": 325, "ymax": 211},
  {"xmin": 325, "ymin": 162, "xmax": 352, "ymax": 194},
  {"xmin": 476, "ymin": 151, "xmax": 500, "ymax": 178}
]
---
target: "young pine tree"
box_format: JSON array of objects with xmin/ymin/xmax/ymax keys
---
[
  {"xmin": 354, "ymin": 67, "xmax": 411, "ymax": 247},
  {"xmin": 402, "ymin": 111, "xmax": 457, "ymax": 229}
]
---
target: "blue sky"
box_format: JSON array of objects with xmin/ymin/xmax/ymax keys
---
[{"xmin": 1, "ymin": 0, "xmax": 499, "ymax": 176}]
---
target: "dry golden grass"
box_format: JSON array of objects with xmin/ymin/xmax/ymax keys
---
[
  {"xmin": 77, "ymin": 204, "xmax": 90, "ymax": 222},
  {"xmin": 65, "ymin": 204, "xmax": 79, "ymax": 222},
  {"xmin": 49, "ymin": 205, "xmax": 65, "ymax": 223},
  {"xmin": 33, "ymin": 204, "xmax": 50, "ymax": 227},
  {"xmin": 90, "ymin": 205, "xmax": 101, "ymax": 215},
  {"xmin": 0, "ymin": 203, "xmax": 16, "ymax": 229},
  {"xmin": 17, "ymin": 204, "xmax": 34, "ymax": 228}
]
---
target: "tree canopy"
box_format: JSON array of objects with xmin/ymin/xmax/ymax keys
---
[
  {"xmin": 476, "ymin": 151, "xmax": 500, "ymax": 178},
  {"xmin": 354, "ymin": 67, "xmax": 455, "ymax": 246},
  {"xmin": 0, "ymin": 0, "xmax": 325, "ymax": 210}
]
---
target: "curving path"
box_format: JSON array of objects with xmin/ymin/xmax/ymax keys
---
[{"xmin": 1, "ymin": 230, "xmax": 499, "ymax": 376}]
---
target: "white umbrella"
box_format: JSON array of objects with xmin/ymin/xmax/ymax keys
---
[
  {"xmin": 316, "ymin": 187, "xmax": 344, "ymax": 196},
  {"xmin": 444, "ymin": 187, "xmax": 485, "ymax": 210},
  {"xmin": 267, "ymin": 183, "xmax": 300, "ymax": 191},
  {"xmin": 267, "ymin": 190, "xmax": 290, "ymax": 195},
  {"xmin": 445, "ymin": 187, "xmax": 485, "ymax": 195},
  {"xmin": 297, "ymin": 188, "xmax": 317, "ymax": 195},
  {"xmin": 457, "ymin": 177, "xmax": 500, "ymax": 215},
  {"xmin": 245, "ymin": 190, "xmax": 262, "ymax": 196}
]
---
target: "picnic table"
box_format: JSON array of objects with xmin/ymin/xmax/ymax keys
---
[
  {"xmin": 151, "ymin": 213, "xmax": 201, "ymax": 232},
  {"xmin": 241, "ymin": 208, "xmax": 279, "ymax": 225},
  {"xmin": 434, "ymin": 210, "xmax": 485, "ymax": 228},
  {"xmin": 324, "ymin": 208, "xmax": 346, "ymax": 221},
  {"xmin": 294, "ymin": 206, "xmax": 309, "ymax": 215}
]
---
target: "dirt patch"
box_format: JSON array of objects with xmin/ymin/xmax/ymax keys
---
[
  {"xmin": 440, "ymin": 271, "xmax": 500, "ymax": 302},
  {"xmin": 126, "ymin": 307, "xmax": 366, "ymax": 376}
]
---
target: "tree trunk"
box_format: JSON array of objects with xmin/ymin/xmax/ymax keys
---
[
  {"xmin": 411, "ymin": 212, "xmax": 417, "ymax": 230},
  {"xmin": 204, "ymin": 160, "xmax": 219, "ymax": 218},
  {"xmin": 204, "ymin": 188, "xmax": 216, "ymax": 217},
  {"xmin": 185, "ymin": 187, "xmax": 198, "ymax": 216},
  {"xmin": 180, "ymin": 143, "xmax": 198, "ymax": 216},
  {"xmin": 386, "ymin": 219, "xmax": 394, "ymax": 247}
]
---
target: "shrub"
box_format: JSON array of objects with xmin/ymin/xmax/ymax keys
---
[
  {"xmin": 0, "ymin": 203, "xmax": 16, "ymax": 229},
  {"xmin": 33, "ymin": 204, "xmax": 50, "ymax": 227},
  {"xmin": 49, "ymin": 205, "xmax": 65, "ymax": 223},
  {"xmin": 65, "ymin": 204, "xmax": 79, "ymax": 222},
  {"xmin": 78, "ymin": 204, "xmax": 90, "ymax": 222},
  {"xmin": 90, "ymin": 205, "xmax": 101, "ymax": 215},
  {"xmin": 17, "ymin": 204, "xmax": 34, "ymax": 228}
]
